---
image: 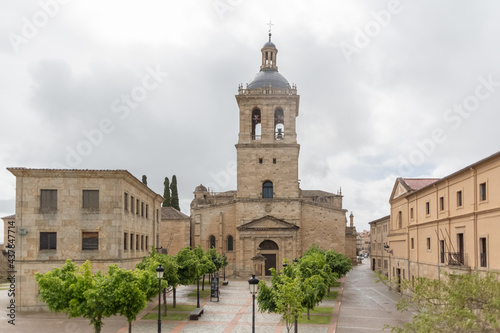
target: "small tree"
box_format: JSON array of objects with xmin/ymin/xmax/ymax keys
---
[
  {"xmin": 384, "ymin": 271, "xmax": 500, "ymax": 332},
  {"xmin": 170, "ymin": 175, "xmax": 180, "ymax": 210},
  {"xmin": 258, "ymin": 268, "xmax": 304, "ymax": 333},
  {"xmin": 163, "ymin": 177, "xmax": 171, "ymax": 207},
  {"xmin": 142, "ymin": 175, "xmax": 147, "ymax": 185}
]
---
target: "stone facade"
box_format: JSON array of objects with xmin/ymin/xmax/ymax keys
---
[
  {"xmin": 160, "ymin": 207, "xmax": 190, "ymax": 255},
  {"xmin": 7, "ymin": 168, "xmax": 163, "ymax": 311},
  {"xmin": 190, "ymin": 36, "xmax": 356, "ymax": 278},
  {"xmin": 387, "ymin": 151, "xmax": 500, "ymax": 289},
  {"xmin": 369, "ymin": 215, "xmax": 389, "ymax": 276}
]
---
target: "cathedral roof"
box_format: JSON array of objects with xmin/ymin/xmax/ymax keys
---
[{"xmin": 302, "ymin": 190, "xmax": 338, "ymax": 197}]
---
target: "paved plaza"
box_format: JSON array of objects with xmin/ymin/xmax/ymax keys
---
[{"xmin": 0, "ymin": 261, "xmax": 414, "ymax": 332}]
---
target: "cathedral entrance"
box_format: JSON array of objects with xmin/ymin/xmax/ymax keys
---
[
  {"xmin": 259, "ymin": 240, "xmax": 279, "ymax": 276},
  {"xmin": 263, "ymin": 254, "xmax": 276, "ymax": 276}
]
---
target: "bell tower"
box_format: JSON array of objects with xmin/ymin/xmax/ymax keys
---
[{"xmin": 235, "ymin": 33, "xmax": 300, "ymax": 200}]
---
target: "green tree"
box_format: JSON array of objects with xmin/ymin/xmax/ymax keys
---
[
  {"xmin": 258, "ymin": 268, "xmax": 304, "ymax": 333},
  {"xmin": 384, "ymin": 271, "xmax": 500, "ymax": 332},
  {"xmin": 142, "ymin": 175, "xmax": 147, "ymax": 185},
  {"xmin": 170, "ymin": 175, "xmax": 180, "ymax": 210},
  {"xmin": 162, "ymin": 177, "xmax": 171, "ymax": 207},
  {"xmin": 295, "ymin": 253, "xmax": 329, "ymax": 319},
  {"xmin": 36, "ymin": 260, "xmax": 151, "ymax": 333}
]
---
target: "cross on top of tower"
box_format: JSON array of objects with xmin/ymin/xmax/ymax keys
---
[{"xmin": 267, "ymin": 20, "xmax": 274, "ymax": 41}]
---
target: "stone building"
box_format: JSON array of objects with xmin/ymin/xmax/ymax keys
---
[
  {"xmin": 387, "ymin": 151, "xmax": 500, "ymax": 290},
  {"xmin": 190, "ymin": 34, "xmax": 356, "ymax": 277},
  {"xmin": 356, "ymin": 230, "xmax": 371, "ymax": 256},
  {"xmin": 159, "ymin": 206, "xmax": 190, "ymax": 255},
  {"xmin": 6, "ymin": 168, "xmax": 163, "ymax": 310},
  {"xmin": 369, "ymin": 215, "xmax": 389, "ymax": 275}
]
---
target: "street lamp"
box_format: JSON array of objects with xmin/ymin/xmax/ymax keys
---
[
  {"xmin": 223, "ymin": 255, "xmax": 226, "ymax": 281},
  {"xmin": 248, "ymin": 274, "xmax": 260, "ymax": 333},
  {"xmin": 156, "ymin": 265, "xmax": 164, "ymax": 333}
]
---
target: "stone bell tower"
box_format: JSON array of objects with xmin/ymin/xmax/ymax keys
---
[{"xmin": 235, "ymin": 33, "xmax": 300, "ymax": 200}]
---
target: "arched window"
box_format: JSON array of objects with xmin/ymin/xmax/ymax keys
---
[
  {"xmin": 252, "ymin": 108, "xmax": 261, "ymax": 140},
  {"xmin": 262, "ymin": 181, "xmax": 273, "ymax": 199},
  {"xmin": 274, "ymin": 108, "xmax": 284, "ymax": 140},
  {"xmin": 209, "ymin": 235, "xmax": 216, "ymax": 249},
  {"xmin": 227, "ymin": 235, "xmax": 234, "ymax": 252},
  {"xmin": 259, "ymin": 239, "xmax": 279, "ymax": 250}
]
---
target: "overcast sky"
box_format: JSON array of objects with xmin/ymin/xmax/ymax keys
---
[{"xmin": 1, "ymin": 0, "xmax": 500, "ymax": 242}]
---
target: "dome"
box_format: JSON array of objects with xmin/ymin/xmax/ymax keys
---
[
  {"xmin": 247, "ymin": 68, "xmax": 290, "ymax": 89},
  {"xmin": 195, "ymin": 184, "xmax": 207, "ymax": 192},
  {"xmin": 263, "ymin": 41, "xmax": 276, "ymax": 48}
]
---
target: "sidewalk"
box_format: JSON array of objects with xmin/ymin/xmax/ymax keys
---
[
  {"xmin": 0, "ymin": 262, "xmax": 413, "ymax": 333},
  {"xmin": 336, "ymin": 261, "xmax": 414, "ymax": 332}
]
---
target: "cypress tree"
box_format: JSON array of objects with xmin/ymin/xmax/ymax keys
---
[
  {"xmin": 170, "ymin": 175, "xmax": 180, "ymax": 211},
  {"xmin": 163, "ymin": 177, "xmax": 171, "ymax": 207},
  {"xmin": 142, "ymin": 175, "xmax": 147, "ymax": 185}
]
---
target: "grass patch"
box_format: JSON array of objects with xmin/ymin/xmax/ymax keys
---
[
  {"xmin": 331, "ymin": 281, "xmax": 341, "ymax": 288},
  {"xmin": 324, "ymin": 291, "xmax": 338, "ymax": 300},
  {"xmin": 152, "ymin": 304, "xmax": 196, "ymax": 312},
  {"xmin": 297, "ymin": 314, "xmax": 331, "ymax": 325},
  {"xmin": 141, "ymin": 312, "xmax": 187, "ymax": 321},
  {"xmin": 187, "ymin": 290, "xmax": 210, "ymax": 298},
  {"xmin": 303, "ymin": 307, "xmax": 333, "ymax": 315}
]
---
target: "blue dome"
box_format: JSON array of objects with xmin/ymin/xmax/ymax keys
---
[{"xmin": 247, "ymin": 69, "xmax": 290, "ymax": 89}]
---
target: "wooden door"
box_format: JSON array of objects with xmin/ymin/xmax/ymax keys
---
[{"xmin": 263, "ymin": 254, "xmax": 276, "ymax": 276}]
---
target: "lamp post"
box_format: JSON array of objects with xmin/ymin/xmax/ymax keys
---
[
  {"xmin": 156, "ymin": 265, "xmax": 164, "ymax": 333},
  {"xmin": 248, "ymin": 274, "xmax": 259, "ymax": 333},
  {"xmin": 223, "ymin": 255, "xmax": 226, "ymax": 281}
]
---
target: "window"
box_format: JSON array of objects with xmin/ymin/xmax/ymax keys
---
[
  {"xmin": 439, "ymin": 196, "xmax": 444, "ymax": 211},
  {"xmin": 411, "ymin": 238, "xmax": 414, "ymax": 249},
  {"xmin": 136, "ymin": 199, "xmax": 139, "ymax": 215},
  {"xmin": 209, "ymin": 235, "xmax": 216, "ymax": 249},
  {"xmin": 384, "ymin": 260, "xmax": 388, "ymax": 269},
  {"xmin": 251, "ymin": 108, "xmax": 262, "ymax": 140},
  {"xmin": 146, "ymin": 204, "xmax": 149, "ymax": 218},
  {"xmin": 410, "ymin": 207, "xmax": 414, "ymax": 219},
  {"xmin": 273, "ymin": 158, "xmax": 276, "ymax": 164},
  {"xmin": 40, "ymin": 189, "xmax": 57, "ymax": 210},
  {"xmin": 479, "ymin": 183, "xmax": 487, "ymax": 201},
  {"xmin": 82, "ymin": 232, "xmax": 98, "ymax": 250},
  {"xmin": 124, "ymin": 193, "xmax": 128, "ymax": 211},
  {"xmin": 440, "ymin": 240, "xmax": 445, "ymax": 263},
  {"xmin": 40, "ymin": 232, "xmax": 57, "ymax": 250},
  {"xmin": 136, "ymin": 235, "xmax": 139, "ymax": 250},
  {"xmin": 274, "ymin": 108, "xmax": 284, "ymax": 140},
  {"xmin": 227, "ymin": 235, "xmax": 234, "ymax": 251},
  {"xmin": 141, "ymin": 235, "xmax": 144, "ymax": 250},
  {"xmin": 131, "ymin": 196, "xmax": 135, "ymax": 213},
  {"xmin": 262, "ymin": 181, "xmax": 273, "ymax": 199},
  {"xmin": 398, "ymin": 211, "xmax": 402, "ymax": 229},
  {"xmin": 130, "ymin": 233, "xmax": 134, "ymax": 250},
  {"xmin": 82, "ymin": 190, "xmax": 99, "ymax": 209},
  {"xmin": 156, "ymin": 209, "xmax": 159, "ymax": 222},
  {"xmin": 480, "ymin": 237, "xmax": 487, "ymax": 267},
  {"xmin": 377, "ymin": 259, "xmax": 381, "ymax": 267},
  {"xmin": 457, "ymin": 191, "xmax": 463, "ymax": 207},
  {"xmin": 141, "ymin": 202, "xmax": 144, "ymax": 217},
  {"xmin": 259, "ymin": 158, "xmax": 263, "ymax": 164},
  {"xmin": 124, "ymin": 232, "xmax": 128, "ymax": 250},
  {"xmin": 146, "ymin": 236, "xmax": 149, "ymax": 250},
  {"xmin": 426, "ymin": 202, "xmax": 430, "ymax": 215},
  {"xmin": 426, "ymin": 237, "xmax": 431, "ymax": 250}
]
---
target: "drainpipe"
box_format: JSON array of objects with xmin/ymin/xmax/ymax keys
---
[{"xmin": 472, "ymin": 167, "xmax": 478, "ymax": 272}]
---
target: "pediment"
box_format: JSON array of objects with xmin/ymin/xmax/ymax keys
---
[
  {"xmin": 237, "ymin": 215, "xmax": 299, "ymax": 231},
  {"xmin": 390, "ymin": 178, "xmax": 409, "ymax": 201}
]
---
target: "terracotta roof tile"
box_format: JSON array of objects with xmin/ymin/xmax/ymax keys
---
[{"xmin": 403, "ymin": 178, "xmax": 440, "ymax": 191}]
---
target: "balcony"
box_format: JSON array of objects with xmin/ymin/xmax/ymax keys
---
[{"xmin": 447, "ymin": 252, "xmax": 467, "ymax": 266}]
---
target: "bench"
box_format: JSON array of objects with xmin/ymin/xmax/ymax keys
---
[{"xmin": 189, "ymin": 307, "xmax": 204, "ymax": 320}]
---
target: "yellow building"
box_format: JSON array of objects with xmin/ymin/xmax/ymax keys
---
[{"xmin": 387, "ymin": 151, "xmax": 500, "ymax": 289}]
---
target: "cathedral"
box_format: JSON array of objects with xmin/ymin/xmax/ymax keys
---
[{"xmin": 190, "ymin": 33, "xmax": 357, "ymax": 277}]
